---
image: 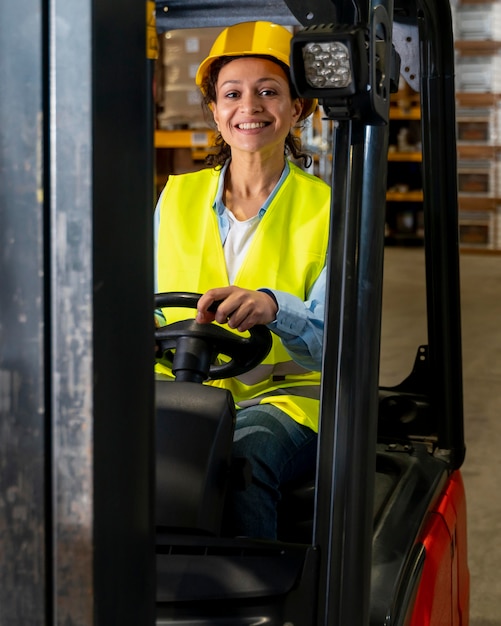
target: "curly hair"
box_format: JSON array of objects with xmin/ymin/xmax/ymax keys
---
[{"xmin": 199, "ymin": 55, "xmax": 313, "ymax": 169}]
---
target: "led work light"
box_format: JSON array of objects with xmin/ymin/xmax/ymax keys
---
[
  {"xmin": 290, "ymin": 24, "xmax": 368, "ymax": 100},
  {"xmin": 302, "ymin": 41, "xmax": 353, "ymax": 89}
]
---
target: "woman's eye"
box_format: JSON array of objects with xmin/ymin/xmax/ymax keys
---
[{"xmin": 260, "ymin": 89, "xmax": 276, "ymax": 97}]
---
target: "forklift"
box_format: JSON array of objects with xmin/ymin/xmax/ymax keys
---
[
  {"xmin": 152, "ymin": 0, "xmax": 469, "ymax": 624},
  {"xmin": 0, "ymin": 0, "xmax": 468, "ymax": 623}
]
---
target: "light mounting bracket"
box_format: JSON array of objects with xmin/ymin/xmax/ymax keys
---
[{"xmin": 290, "ymin": 5, "xmax": 397, "ymax": 123}]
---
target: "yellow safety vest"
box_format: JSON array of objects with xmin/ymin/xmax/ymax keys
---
[{"xmin": 156, "ymin": 162, "xmax": 330, "ymax": 432}]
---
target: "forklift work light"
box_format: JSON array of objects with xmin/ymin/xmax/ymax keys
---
[
  {"xmin": 302, "ymin": 41, "xmax": 352, "ymax": 89},
  {"xmin": 290, "ymin": 24, "xmax": 368, "ymax": 100}
]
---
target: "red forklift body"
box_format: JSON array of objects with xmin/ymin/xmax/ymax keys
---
[{"xmin": 409, "ymin": 471, "xmax": 470, "ymax": 626}]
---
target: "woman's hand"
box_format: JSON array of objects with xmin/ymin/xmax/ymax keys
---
[{"xmin": 196, "ymin": 286, "xmax": 278, "ymax": 332}]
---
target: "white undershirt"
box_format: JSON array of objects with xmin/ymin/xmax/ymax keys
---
[{"xmin": 223, "ymin": 207, "xmax": 260, "ymax": 284}]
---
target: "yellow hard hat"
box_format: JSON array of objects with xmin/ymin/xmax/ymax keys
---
[{"xmin": 195, "ymin": 21, "xmax": 317, "ymax": 120}]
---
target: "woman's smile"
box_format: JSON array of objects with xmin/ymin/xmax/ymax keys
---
[
  {"xmin": 236, "ymin": 121, "xmax": 269, "ymax": 130},
  {"xmin": 211, "ymin": 56, "xmax": 302, "ymax": 158}
]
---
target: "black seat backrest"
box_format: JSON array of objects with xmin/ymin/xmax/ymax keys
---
[{"xmin": 155, "ymin": 379, "xmax": 236, "ymax": 535}]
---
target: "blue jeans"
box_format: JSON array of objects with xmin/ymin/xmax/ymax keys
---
[{"xmin": 223, "ymin": 403, "xmax": 317, "ymax": 540}]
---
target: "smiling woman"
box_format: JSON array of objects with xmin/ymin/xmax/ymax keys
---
[
  {"xmin": 154, "ymin": 21, "xmax": 331, "ymax": 540},
  {"xmin": 209, "ymin": 57, "xmax": 303, "ymax": 180},
  {"xmin": 196, "ymin": 21, "xmax": 316, "ymax": 170}
]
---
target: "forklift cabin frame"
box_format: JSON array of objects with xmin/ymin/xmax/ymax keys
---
[{"xmin": 0, "ymin": 0, "xmax": 464, "ymax": 624}]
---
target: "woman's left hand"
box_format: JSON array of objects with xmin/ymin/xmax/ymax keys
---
[{"xmin": 196, "ymin": 286, "xmax": 278, "ymax": 332}]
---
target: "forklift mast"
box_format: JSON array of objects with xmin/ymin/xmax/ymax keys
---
[{"xmin": 0, "ymin": 0, "xmax": 463, "ymax": 624}]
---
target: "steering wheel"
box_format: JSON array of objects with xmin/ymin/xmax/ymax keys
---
[{"xmin": 155, "ymin": 292, "xmax": 273, "ymax": 383}]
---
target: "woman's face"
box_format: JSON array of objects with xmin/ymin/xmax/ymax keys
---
[{"xmin": 211, "ymin": 56, "xmax": 303, "ymax": 158}]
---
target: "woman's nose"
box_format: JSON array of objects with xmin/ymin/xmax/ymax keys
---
[{"xmin": 240, "ymin": 92, "xmax": 263, "ymax": 113}]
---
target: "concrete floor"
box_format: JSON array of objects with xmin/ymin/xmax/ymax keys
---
[{"xmin": 381, "ymin": 247, "xmax": 501, "ymax": 626}]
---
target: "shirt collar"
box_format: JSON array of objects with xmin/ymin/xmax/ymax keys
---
[{"xmin": 213, "ymin": 159, "xmax": 290, "ymax": 219}]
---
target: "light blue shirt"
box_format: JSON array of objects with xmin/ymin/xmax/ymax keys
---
[{"xmin": 154, "ymin": 160, "xmax": 327, "ymax": 371}]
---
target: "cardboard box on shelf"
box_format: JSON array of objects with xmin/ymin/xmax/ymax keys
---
[
  {"xmin": 162, "ymin": 27, "xmax": 223, "ymax": 67},
  {"xmin": 157, "ymin": 87, "xmax": 208, "ymax": 129},
  {"xmin": 157, "ymin": 27, "xmax": 224, "ymax": 129},
  {"xmin": 459, "ymin": 210, "xmax": 496, "ymax": 248},
  {"xmin": 457, "ymin": 159, "xmax": 500, "ymax": 196},
  {"xmin": 454, "ymin": 3, "xmax": 501, "ymax": 41},
  {"xmin": 457, "ymin": 105, "xmax": 501, "ymax": 145},
  {"xmin": 455, "ymin": 55, "xmax": 501, "ymax": 93},
  {"xmin": 163, "ymin": 60, "xmax": 200, "ymax": 87}
]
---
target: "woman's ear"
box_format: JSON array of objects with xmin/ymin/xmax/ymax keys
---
[
  {"xmin": 291, "ymin": 98, "xmax": 304, "ymax": 125},
  {"xmin": 211, "ymin": 102, "xmax": 219, "ymax": 128}
]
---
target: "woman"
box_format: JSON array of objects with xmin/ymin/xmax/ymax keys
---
[{"xmin": 155, "ymin": 21, "xmax": 330, "ymax": 539}]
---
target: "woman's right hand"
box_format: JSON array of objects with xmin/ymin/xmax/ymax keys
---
[{"xmin": 196, "ymin": 286, "xmax": 278, "ymax": 332}]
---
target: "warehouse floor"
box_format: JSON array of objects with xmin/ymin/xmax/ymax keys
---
[{"xmin": 381, "ymin": 246, "xmax": 501, "ymax": 626}]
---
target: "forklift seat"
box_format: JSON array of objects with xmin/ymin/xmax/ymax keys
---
[
  {"xmin": 155, "ymin": 379, "xmax": 236, "ymax": 536},
  {"xmin": 156, "ymin": 376, "xmax": 323, "ymax": 542},
  {"xmin": 156, "ymin": 380, "xmax": 422, "ymax": 543}
]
